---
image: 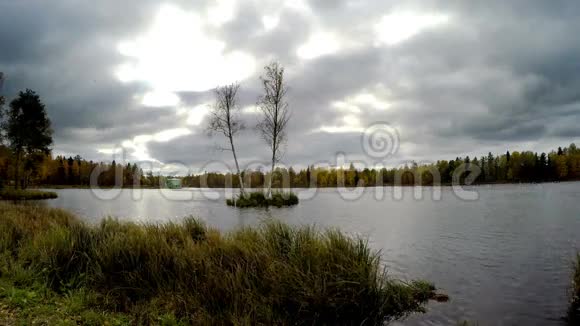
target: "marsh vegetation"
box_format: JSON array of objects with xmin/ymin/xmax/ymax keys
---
[
  {"xmin": 0, "ymin": 203, "xmax": 442, "ymax": 324},
  {"xmin": 226, "ymin": 191, "xmax": 299, "ymax": 208},
  {"xmin": 0, "ymin": 189, "xmax": 57, "ymax": 200}
]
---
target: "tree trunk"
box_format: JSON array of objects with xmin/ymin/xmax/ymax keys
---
[
  {"xmin": 267, "ymin": 150, "xmax": 275, "ymax": 198},
  {"xmin": 230, "ymin": 137, "xmax": 245, "ymax": 197},
  {"xmin": 14, "ymin": 150, "xmax": 21, "ymax": 190},
  {"xmin": 23, "ymin": 172, "xmax": 29, "ymax": 190}
]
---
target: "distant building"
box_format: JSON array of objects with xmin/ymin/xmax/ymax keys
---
[{"xmin": 165, "ymin": 178, "xmax": 182, "ymax": 189}]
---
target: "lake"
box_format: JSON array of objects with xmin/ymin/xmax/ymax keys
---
[{"xmin": 40, "ymin": 182, "xmax": 580, "ymax": 325}]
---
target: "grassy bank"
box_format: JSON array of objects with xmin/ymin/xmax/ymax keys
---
[
  {"xmin": 0, "ymin": 189, "xmax": 57, "ymax": 200},
  {"xmin": 569, "ymin": 253, "xmax": 580, "ymax": 324},
  {"xmin": 227, "ymin": 191, "xmax": 299, "ymax": 208},
  {"xmin": 0, "ymin": 203, "xmax": 443, "ymax": 325}
]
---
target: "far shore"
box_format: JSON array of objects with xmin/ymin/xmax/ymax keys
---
[{"xmin": 30, "ymin": 179, "xmax": 580, "ymax": 190}]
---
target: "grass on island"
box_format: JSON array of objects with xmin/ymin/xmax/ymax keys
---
[
  {"xmin": 0, "ymin": 189, "xmax": 57, "ymax": 200},
  {"xmin": 568, "ymin": 253, "xmax": 580, "ymax": 324},
  {"xmin": 227, "ymin": 191, "xmax": 299, "ymax": 208},
  {"xmin": 0, "ymin": 202, "xmax": 444, "ymax": 325}
]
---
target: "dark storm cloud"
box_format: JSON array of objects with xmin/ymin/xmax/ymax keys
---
[
  {"xmin": 0, "ymin": 0, "xmax": 208, "ymax": 159},
  {"xmin": 1, "ymin": 0, "xmax": 579, "ymax": 170},
  {"xmin": 147, "ymin": 131, "xmax": 265, "ymax": 169}
]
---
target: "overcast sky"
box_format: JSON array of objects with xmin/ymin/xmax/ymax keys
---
[{"xmin": 1, "ymin": 0, "xmax": 579, "ymax": 173}]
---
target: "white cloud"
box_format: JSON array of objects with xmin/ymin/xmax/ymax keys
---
[
  {"xmin": 331, "ymin": 88, "xmax": 391, "ymax": 114},
  {"xmin": 375, "ymin": 12, "xmax": 450, "ymax": 46},
  {"xmin": 207, "ymin": 0, "xmax": 236, "ymax": 27},
  {"xmin": 242, "ymin": 105, "xmax": 260, "ymax": 114},
  {"xmin": 351, "ymin": 92, "xmax": 390, "ymax": 110},
  {"xmin": 141, "ymin": 90, "xmax": 180, "ymax": 107},
  {"xmin": 153, "ymin": 128, "xmax": 192, "ymax": 142},
  {"xmin": 115, "ymin": 5, "xmax": 256, "ymax": 97},
  {"xmin": 332, "ymin": 101, "xmax": 361, "ymax": 114},
  {"xmin": 317, "ymin": 114, "xmax": 364, "ymax": 134},
  {"xmin": 116, "ymin": 128, "xmax": 192, "ymax": 162},
  {"xmin": 297, "ymin": 32, "xmax": 340, "ymax": 59},
  {"xmin": 186, "ymin": 104, "xmax": 210, "ymax": 126},
  {"xmin": 318, "ymin": 87, "xmax": 392, "ymax": 133},
  {"xmin": 284, "ymin": 0, "xmax": 310, "ymax": 12},
  {"xmin": 318, "ymin": 125, "xmax": 364, "ymax": 134},
  {"xmin": 262, "ymin": 14, "xmax": 280, "ymax": 31},
  {"xmin": 97, "ymin": 148, "xmax": 123, "ymax": 155}
]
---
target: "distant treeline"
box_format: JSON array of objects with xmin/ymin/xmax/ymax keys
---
[
  {"xmin": 1, "ymin": 143, "xmax": 579, "ymax": 189},
  {"xmin": 182, "ymin": 143, "xmax": 580, "ymax": 188},
  {"xmin": 3, "ymin": 77, "xmax": 578, "ymax": 191},
  {"xmin": 0, "ymin": 149, "xmax": 160, "ymax": 188}
]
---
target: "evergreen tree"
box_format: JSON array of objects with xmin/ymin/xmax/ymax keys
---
[{"xmin": 2, "ymin": 89, "xmax": 53, "ymax": 188}]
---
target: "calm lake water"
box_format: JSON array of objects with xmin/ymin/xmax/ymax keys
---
[{"xmin": 39, "ymin": 182, "xmax": 580, "ymax": 325}]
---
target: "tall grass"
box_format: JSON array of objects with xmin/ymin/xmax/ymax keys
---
[{"xmin": 0, "ymin": 202, "xmax": 442, "ymax": 324}]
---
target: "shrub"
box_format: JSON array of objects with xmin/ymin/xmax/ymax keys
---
[
  {"xmin": 0, "ymin": 203, "xmax": 444, "ymax": 324},
  {"xmin": 227, "ymin": 191, "xmax": 299, "ymax": 208}
]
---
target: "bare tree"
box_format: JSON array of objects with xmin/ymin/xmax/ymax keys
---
[
  {"xmin": 0, "ymin": 73, "xmax": 4, "ymax": 138},
  {"xmin": 257, "ymin": 62, "xmax": 290, "ymax": 198},
  {"xmin": 0, "ymin": 73, "xmax": 4, "ymax": 144},
  {"xmin": 208, "ymin": 83, "xmax": 246, "ymax": 196}
]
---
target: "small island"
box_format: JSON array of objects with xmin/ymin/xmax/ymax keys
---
[
  {"xmin": 227, "ymin": 191, "xmax": 299, "ymax": 208},
  {"xmin": 0, "ymin": 189, "xmax": 57, "ymax": 200},
  {"xmin": 208, "ymin": 64, "xmax": 297, "ymax": 208}
]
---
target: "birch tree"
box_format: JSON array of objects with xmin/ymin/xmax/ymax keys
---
[
  {"xmin": 0, "ymin": 73, "xmax": 4, "ymax": 143},
  {"xmin": 208, "ymin": 83, "xmax": 246, "ymax": 196},
  {"xmin": 257, "ymin": 62, "xmax": 290, "ymax": 198}
]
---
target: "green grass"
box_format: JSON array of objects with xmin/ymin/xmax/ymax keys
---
[
  {"xmin": 0, "ymin": 189, "xmax": 58, "ymax": 200},
  {"xmin": 227, "ymin": 191, "xmax": 299, "ymax": 208},
  {"xmin": 0, "ymin": 202, "xmax": 444, "ymax": 325},
  {"xmin": 568, "ymin": 253, "xmax": 580, "ymax": 324}
]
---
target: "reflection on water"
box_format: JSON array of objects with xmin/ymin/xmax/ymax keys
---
[{"xmin": 39, "ymin": 182, "xmax": 580, "ymax": 325}]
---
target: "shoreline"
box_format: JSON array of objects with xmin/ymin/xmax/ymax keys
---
[{"xmin": 31, "ymin": 179, "xmax": 580, "ymax": 190}]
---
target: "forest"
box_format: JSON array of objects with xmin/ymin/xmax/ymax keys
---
[
  {"xmin": 181, "ymin": 144, "xmax": 580, "ymax": 188},
  {"xmin": 1, "ymin": 88, "xmax": 579, "ymax": 189},
  {"xmin": 2, "ymin": 143, "xmax": 577, "ymax": 189},
  {"xmin": 0, "ymin": 89, "xmax": 153, "ymax": 189}
]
